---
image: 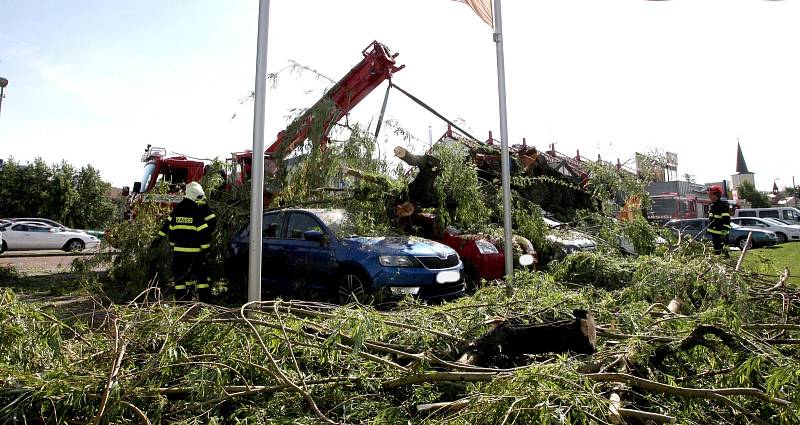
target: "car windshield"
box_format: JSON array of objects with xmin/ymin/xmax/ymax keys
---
[
  {"xmin": 14, "ymin": 218, "xmax": 65, "ymax": 228},
  {"xmin": 761, "ymin": 218, "xmax": 787, "ymax": 227},
  {"xmin": 314, "ymin": 210, "xmax": 360, "ymax": 238},
  {"xmin": 651, "ymin": 198, "xmax": 678, "ymax": 214},
  {"xmin": 140, "ymin": 162, "xmax": 157, "ymax": 192},
  {"xmin": 784, "ymin": 209, "xmax": 800, "ymax": 221}
]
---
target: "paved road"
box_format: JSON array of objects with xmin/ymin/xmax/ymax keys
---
[{"xmin": 0, "ymin": 250, "xmax": 105, "ymax": 274}]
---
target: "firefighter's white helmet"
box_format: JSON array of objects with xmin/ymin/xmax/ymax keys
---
[{"xmin": 185, "ymin": 181, "xmax": 205, "ymax": 201}]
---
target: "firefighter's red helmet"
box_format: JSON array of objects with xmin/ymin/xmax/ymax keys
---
[{"xmin": 708, "ymin": 185, "xmax": 723, "ymax": 196}]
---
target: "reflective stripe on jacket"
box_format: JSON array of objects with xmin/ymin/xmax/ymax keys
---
[
  {"xmin": 708, "ymin": 199, "xmax": 731, "ymax": 236},
  {"xmin": 160, "ymin": 198, "xmax": 217, "ymax": 252}
]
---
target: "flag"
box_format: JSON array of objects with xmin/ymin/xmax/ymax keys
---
[{"xmin": 453, "ymin": 0, "xmax": 493, "ymax": 28}]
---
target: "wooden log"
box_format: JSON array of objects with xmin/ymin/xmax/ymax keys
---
[
  {"xmin": 610, "ymin": 391, "xmax": 676, "ymax": 423},
  {"xmin": 459, "ymin": 310, "xmax": 596, "ymax": 368},
  {"xmin": 394, "ymin": 146, "xmax": 441, "ymax": 208}
]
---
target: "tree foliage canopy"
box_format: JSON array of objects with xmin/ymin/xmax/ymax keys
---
[
  {"xmin": 0, "ymin": 157, "xmax": 118, "ymax": 228},
  {"xmin": 737, "ymin": 180, "xmax": 771, "ymax": 208}
]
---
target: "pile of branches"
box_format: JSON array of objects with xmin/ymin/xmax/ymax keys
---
[{"xmin": 2, "ymin": 242, "xmax": 799, "ymax": 423}]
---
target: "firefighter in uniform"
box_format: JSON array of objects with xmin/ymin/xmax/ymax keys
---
[
  {"xmin": 159, "ymin": 182, "xmax": 217, "ymax": 301},
  {"xmin": 706, "ymin": 185, "xmax": 731, "ymax": 256}
]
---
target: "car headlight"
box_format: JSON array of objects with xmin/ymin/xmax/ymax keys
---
[
  {"xmin": 474, "ymin": 239, "xmax": 499, "ymax": 254},
  {"xmin": 379, "ymin": 256, "xmax": 419, "ymax": 267}
]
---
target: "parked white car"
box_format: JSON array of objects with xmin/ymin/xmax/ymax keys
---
[
  {"xmin": 730, "ymin": 216, "xmax": 800, "ymax": 244},
  {"xmin": 7, "ymin": 217, "xmax": 75, "ymax": 232},
  {"xmin": 733, "ymin": 207, "xmax": 800, "ymax": 225},
  {"xmin": 0, "ymin": 221, "xmax": 99, "ymax": 253}
]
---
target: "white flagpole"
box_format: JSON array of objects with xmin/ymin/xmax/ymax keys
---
[
  {"xmin": 248, "ymin": 0, "xmax": 271, "ymax": 304},
  {"xmin": 492, "ymin": 0, "xmax": 514, "ymax": 295}
]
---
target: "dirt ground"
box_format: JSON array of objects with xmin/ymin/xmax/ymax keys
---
[{"xmin": 0, "ymin": 251, "xmax": 105, "ymax": 274}]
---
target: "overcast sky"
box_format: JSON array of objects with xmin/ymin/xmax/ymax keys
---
[{"xmin": 1, "ymin": 0, "xmax": 798, "ymax": 192}]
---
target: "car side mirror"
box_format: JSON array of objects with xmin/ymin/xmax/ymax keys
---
[
  {"xmin": 303, "ymin": 230, "xmax": 325, "ymax": 244},
  {"xmin": 132, "ymin": 182, "xmax": 142, "ymax": 194},
  {"xmin": 122, "ymin": 186, "xmax": 130, "ymax": 197}
]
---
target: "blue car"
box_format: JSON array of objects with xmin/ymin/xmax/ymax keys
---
[{"xmin": 227, "ymin": 208, "xmax": 465, "ymax": 303}]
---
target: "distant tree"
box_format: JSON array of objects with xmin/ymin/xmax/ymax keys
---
[
  {"xmin": 44, "ymin": 162, "xmax": 80, "ymax": 223},
  {"xmin": 682, "ymin": 173, "xmax": 696, "ymax": 184},
  {"xmin": 785, "ymin": 186, "xmax": 797, "ymax": 198},
  {"xmin": 72, "ymin": 165, "xmax": 117, "ymax": 228},
  {"xmin": 0, "ymin": 157, "xmax": 51, "ymax": 217},
  {"xmin": 0, "ymin": 157, "xmax": 117, "ymax": 228},
  {"xmin": 737, "ymin": 181, "xmax": 770, "ymax": 208},
  {"xmin": 0, "ymin": 158, "xmax": 24, "ymax": 216}
]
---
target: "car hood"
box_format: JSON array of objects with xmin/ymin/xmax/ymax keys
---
[
  {"xmin": 344, "ymin": 236, "xmax": 456, "ymax": 256},
  {"xmin": 735, "ymin": 226, "xmax": 775, "ymax": 235},
  {"xmin": 546, "ymin": 231, "xmax": 596, "ymax": 248}
]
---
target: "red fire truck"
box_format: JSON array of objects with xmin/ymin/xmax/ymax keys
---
[
  {"xmin": 123, "ymin": 40, "xmax": 403, "ymax": 207},
  {"xmin": 647, "ymin": 193, "xmax": 710, "ymax": 224}
]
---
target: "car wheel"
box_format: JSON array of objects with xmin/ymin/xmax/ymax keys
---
[
  {"xmin": 736, "ymin": 237, "xmax": 753, "ymax": 250},
  {"xmin": 462, "ymin": 263, "xmax": 479, "ymax": 291},
  {"xmin": 64, "ymin": 239, "xmax": 85, "ymax": 252},
  {"xmin": 0, "ymin": 241, "xmax": 6, "ymax": 254},
  {"xmin": 337, "ymin": 272, "xmax": 368, "ymax": 305},
  {"xmin": 776, "ymin": 233, "xmax": 787, "ymax": 244}
]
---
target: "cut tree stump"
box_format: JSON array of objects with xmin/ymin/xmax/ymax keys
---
[{"xmin": 458, "ymin": 309, "xmax": 596, "ymax": 368}]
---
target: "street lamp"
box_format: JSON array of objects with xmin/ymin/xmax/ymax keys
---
[{"xmin": 0, "ymin": 77, "xmax": 8, "ymax": 118}]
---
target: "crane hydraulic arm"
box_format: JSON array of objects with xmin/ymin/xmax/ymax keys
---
[{"xmin": 265, "ymin": 40, "xmax": 404, "ymax": 158}]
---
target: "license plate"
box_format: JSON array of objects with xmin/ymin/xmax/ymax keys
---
[{"xmin": 436, "ymin": 270, "xmax": 460, "ymax": 284}]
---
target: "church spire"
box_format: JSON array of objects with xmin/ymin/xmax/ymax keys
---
[{"xmin": 736, "ymin": 141, "xmax": 749, "ymax": 174}]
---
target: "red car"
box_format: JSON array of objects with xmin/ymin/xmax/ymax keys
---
[{"xmin": 408, "ymin": 213, "xmax": 537, "ymax": 283}]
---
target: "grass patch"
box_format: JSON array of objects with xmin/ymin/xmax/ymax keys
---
[{"xmin": 737, "ymin": 242, "xmax": 800, "ymax": 286}]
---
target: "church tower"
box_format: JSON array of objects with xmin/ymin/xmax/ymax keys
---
[{"xmin": 730, "ymin": 141, "xmax": 755, "ymax": 201}]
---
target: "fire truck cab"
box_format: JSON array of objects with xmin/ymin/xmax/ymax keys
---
[
  {"xmin": 124, "ymin": 145, "xmax": 207, "ymax": 196},
  {"xmin": 647, "ymin": 193, "xmax": 710, "ymax": 224}
]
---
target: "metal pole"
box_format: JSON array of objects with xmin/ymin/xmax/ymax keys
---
[
  {"xmin": 492, "ymin": 0, "xmax": 514, "ymax": 295},
  {"xmin": 248, "ymin": 0, "xmax": 271, "ymax": 304},
  {"xmin": 0, "ymin": 77, "xmax": 7, "ymax": 119},
  {"xmin": 373, "ymin": 83, "xmax": 391, "ymax": 140},
  {"xmin": 794, "ymin": 176, "xmax": 797, "ymax": 208},
  {"xmin": 391, "ymin": 84, "xmax": 481, "ymax": 142},
  {"xmin": 428, "ymin": 125, "xmax": 433, "ymax": 148}
]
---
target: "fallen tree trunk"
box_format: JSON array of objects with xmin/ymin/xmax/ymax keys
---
[
  {"xmin": 458, "ymin": 309, "xmax": 596, "ymax": 368},
  {"xmin": 394, "ymin": 146, "xmax": 441, "ymax": 208}
]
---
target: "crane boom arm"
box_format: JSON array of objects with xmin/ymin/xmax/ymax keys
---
[{"xmin": 266, "ymin": 40, "xmax": 404, "ymax": 157}]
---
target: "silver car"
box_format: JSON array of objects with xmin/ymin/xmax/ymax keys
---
[
  {"xmin": 731, "ymin": 216, "xmax": 800, "ymax": 244},
  {"xmin": 0, "ymin": 221, "xmax": 99, "ymax": 253},
  {"xmin": 543, "ymin": 216, "xmax": 598, "ymax": 256}
]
